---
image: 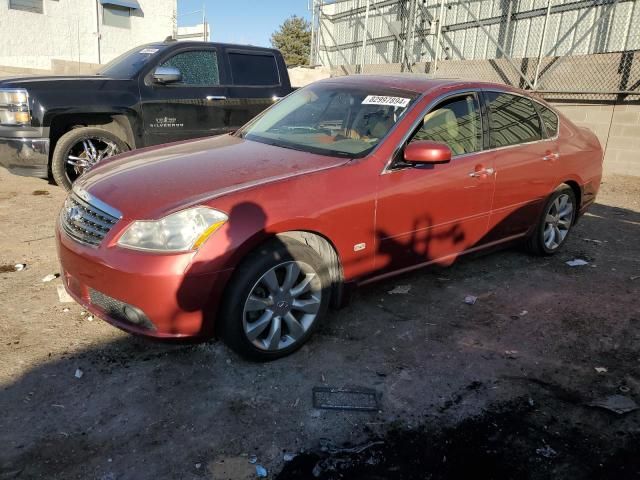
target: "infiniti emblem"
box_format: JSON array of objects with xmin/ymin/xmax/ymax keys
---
[
  {"xmin": 276, "ymin": 300, "xmax": 289, "ymax": 309},
  {"xmin": 68, "ymin": 206, "xmax": 83, "ymax": 223}
]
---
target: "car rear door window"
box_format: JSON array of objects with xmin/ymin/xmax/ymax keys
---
[
  {"xmin": 229, "ymin": 52, "xmax": 280, "ymax": 86},
  {"xmin": 411, "ymin": 94, "xmax": 482, "ymax": 156},
  {"xmin": 161, "ymin": 50, "xmax": 220, "ymax": 86},
  {"xmin": 538, "ymin": 104, "xmax": 559, "ymax": 138},
  {"xmin": 486, "ymin": 92, "xmax": 542, "ymax": 148}
]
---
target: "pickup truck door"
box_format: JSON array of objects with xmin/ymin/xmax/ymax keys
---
[
  {"xmin": 139, "ymin": 46, "xmax": 231, "ymax": 146},
  {"xmin": 221, "ymin": 48, "xmax": 292, "ymax": 127}
]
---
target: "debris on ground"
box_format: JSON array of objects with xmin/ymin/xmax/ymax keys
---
[
  {"xmin": 619, "ymin": 386, "xmax": 631, "ymax": 393},
  {"xmin": 511, "ymin": 310, "xmax": 528, "ymax": 320},
  {"xmin": 86, "ymin": 315, "xmax": 94, "ymax": 322},
  {"xmin": 32, "ymin": 190, "xmax": 50, "ymax": 196},
  {"xmin": 504, "ymin": 350, "xmax": 519, "ymax": 359},
  {"xmin": 583, "ymin": 238, "xmax": 604, "ymax": 245},
  {"xmin": 587, "ymin": 395, "xmax": 639, "ymax": 415},
  {"xmin": 14, "ymin": 263, "xmax": 26, "ymax": 271},
  {"xmin": 194, "ymin": 463, "xmax": 201, "ymax": 469},
  {"xmin": 255, "ymin": 465, "xmax": 268, "ymax": 477},
  {"xmin": 57, "ymin": 285, "xmax": 74, "ymax": 303},
  {"xmin": 283, "ymin": 452, "xmax": 296, "ymax": 462},
  {"xmin": 594, "ymin": 367, "xmax": 608, "ymax": 374},
  {"xmin": 42, "ymin": 273, "xmax": 60, "ymax": 282},
  {"xmin": 248, "ymin": 454, "xmax": 257, "ymax": 464},
  {"xmin": 536, "ymin": 445, "xmax": 558, "ymax": 458},
  {"xmin": 464, "ymin": 295, "xmax": 478, "ymax": 305},
  {"xmin": 62, "ymin": 308, "xmax": 70, "ymax": 313},
  {"xmin": 566, "ymin": 259, "xmax": 589, "ymax": 267},
  {"xmin": 0, "ymin": 264, "xmax": 17, "ymax": 273},
  {"xmin": 631, "ymin": 275, "xmax": 640, "ymax": 281},
  {"xmin": 312, "ymin": 387, "xmax": 380, "ymax": 412},
  {"xmin": 74, "ymin": 368, "xmax": 83, "ymax": 379},
  {"xmin": 388, "ymin": 284, "xmax": 411, "ymax": 295}
]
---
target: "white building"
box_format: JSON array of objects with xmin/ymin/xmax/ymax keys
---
[
  {"xmin": 0, "ymin": 0, "xmax": 176, "ymax": 72},
  {"xmin": 177, "ymin": 23, "xmax": 210, "ymax": 42}
]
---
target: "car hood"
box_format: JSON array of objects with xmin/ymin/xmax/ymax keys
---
[{"xmin": 76, "ymin": 134, "xmax": 348, "ymax": 220}]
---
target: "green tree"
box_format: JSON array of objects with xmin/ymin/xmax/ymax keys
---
[{"xmin": 271, "ymin": 15, "xmax": 311, "ymax": 66}]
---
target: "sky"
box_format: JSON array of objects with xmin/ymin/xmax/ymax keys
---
[{"xmin": 177, "ymin": 0, "xmax": 312, "ymax": 48}]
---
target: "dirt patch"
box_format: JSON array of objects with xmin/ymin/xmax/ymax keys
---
[
  {"xmin": 32, "ymin": 190, "xmax": 50, "ymax": 196},
  {"xmin": 0, "ymin": 263, "xmax": 16, "ymax": 273}
]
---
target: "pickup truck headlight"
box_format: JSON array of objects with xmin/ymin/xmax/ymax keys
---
[
  {"xmin": 117, "ymin": 207, "xmax": 228, "ymax": 252},
  {"xmin": 0, "ymin": 89, "xmax": 31, "ymax": 126}
]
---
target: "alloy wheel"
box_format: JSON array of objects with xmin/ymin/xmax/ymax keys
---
[
  {"xmin": 543, "ymin": 193, "xmax": 574, "ymax": 250},
  {"xmin": 242, "ymin": 261, "xmax": 322, "ymax": 351},
  {"xmin": 65, "ymin": 136, "xmax": 120, "ymax": 183}
]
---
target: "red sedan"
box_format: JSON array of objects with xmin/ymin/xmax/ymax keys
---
[{"xmin": 56, "ymin": 75, "xmax": 603, "ymax": 360}]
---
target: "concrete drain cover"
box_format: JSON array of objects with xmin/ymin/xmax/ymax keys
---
[{"xmin": 312, "ymin": 387, "xmax": 381, "ymax": 412}]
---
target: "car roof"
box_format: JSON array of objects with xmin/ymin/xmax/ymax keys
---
[{"xmin": 314, "ymin": 74, "xmax": 519, "ymax": 96}]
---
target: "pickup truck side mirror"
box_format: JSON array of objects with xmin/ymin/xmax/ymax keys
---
[{"xmin": 152, "ymin": 66, "xmax": 182, "ymax": 84}]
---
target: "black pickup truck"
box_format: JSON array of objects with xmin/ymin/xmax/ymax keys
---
[{"xmin": 0, "ymin": 41, "xmax": 293, "ymax": 190}]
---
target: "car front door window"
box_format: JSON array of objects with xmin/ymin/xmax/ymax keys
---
[{"xmin": 410, "ymin": 95, "xmax": 482, "ymax": 156}]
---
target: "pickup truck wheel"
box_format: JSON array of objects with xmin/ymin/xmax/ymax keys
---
[
  {"xmin": 52, "ymin": 127, "xmax": 129, "ymax": 191},
  {"xmin": 219, "ymin": 238, "xmax": 331, "ymax": 361}
]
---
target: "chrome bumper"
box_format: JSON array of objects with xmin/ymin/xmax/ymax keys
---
[{"xmin": 0, "ymin": 136, "xmax": 49, "ymax": 178}]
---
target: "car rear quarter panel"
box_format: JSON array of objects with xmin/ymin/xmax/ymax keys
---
[{"xmin": 555, "ymin": 113, "xmax": 603, "ymax": 210}]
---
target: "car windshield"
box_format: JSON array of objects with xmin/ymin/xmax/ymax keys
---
[
  {"xmin": 98, "ymin": 44, "xmax": 167, "ymax": 79},
  {"xmin": 238, "ymin": 83, "xmax": 418, "ymax": 158}
]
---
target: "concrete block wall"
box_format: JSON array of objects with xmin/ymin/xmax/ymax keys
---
[{"xmin": 553, "ymin": 103, "xmax": 640, "ymax": 177}]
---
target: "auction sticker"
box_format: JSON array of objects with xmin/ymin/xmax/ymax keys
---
[
  {"xmin": 362, "ymin": 95, "xmax": 410, "ymax": 107},
  {"xmin": 139, "ymin": 48, "xmax": 160, "ymax": 54}
]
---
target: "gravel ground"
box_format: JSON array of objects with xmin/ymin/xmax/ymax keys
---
[{"xmin": 0, "ymin": 168, "xmax": 639, "ymax": 479}]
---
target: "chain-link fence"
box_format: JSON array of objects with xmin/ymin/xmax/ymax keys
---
[{"xmin": 310, "ymin": 0, "xmax": 640, "ymax": 101}]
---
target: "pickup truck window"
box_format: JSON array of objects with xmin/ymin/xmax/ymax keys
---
[
  {"xmin": 161, "ymin": 51, "xmax": 220, "ymax": 86},
  {"xmin": 229, "ymin": 52, "xmax": 279, "ymax": 86}
]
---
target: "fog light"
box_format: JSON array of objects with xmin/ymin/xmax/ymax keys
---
[{"xmin": 123, "ymin": 305, "xmax": 142, "ymax": 325}]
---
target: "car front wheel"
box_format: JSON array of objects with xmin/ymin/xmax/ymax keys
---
[
  {"xmin": 219, "ymin": 238, "xmax": 331, "ymax": 361},
  {"xmin": 526, "ymin": 185, "xmax": 576, "ymax": 255}
]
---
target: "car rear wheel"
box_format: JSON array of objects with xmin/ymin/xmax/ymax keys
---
[
  {"xmin": 526, "ymin": 185, "xmax": 576, "ymax": 255},
  {"xmin": 219, "ymin": 238, "xmax": 331, "ymax": 361},
  {"xmin": 52, "ymin": 127, "xmax": 129, "ymax": 191}
]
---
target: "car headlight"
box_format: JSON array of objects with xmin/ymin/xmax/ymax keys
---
[
  {"xmin": 117, "ymin": 207, "xmax": 228, "ymax": 252},
  {"xmin": 0, "ymin": 88, "xmax": 31, "ymax": 126}
]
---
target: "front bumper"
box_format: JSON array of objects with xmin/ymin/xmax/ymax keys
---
[
  {"xmin": 56, "ymin": 228, "xmax": 233, "ymax": 339},
  {"xmin": 0, "ymin": 136, "xmax": 49, "ymax": 178}
]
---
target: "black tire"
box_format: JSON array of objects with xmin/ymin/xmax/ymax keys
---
[
  {"xmin": 525, "ymin": 184, "xmax": 577, "ymax": 256},
  {"xmin": 219, "ymin": 237, "xmax": 332, "ymax": 361},
  {"xmin": 51, "ymin": 127, "xmax": 129, "ymax": 191}
]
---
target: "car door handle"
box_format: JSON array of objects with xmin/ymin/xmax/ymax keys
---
[
  {"xmin": 206, "ymin": 95, "xmax": 227, "ymax": 101},
  {"xmin": 543, "ymin": 152, "xmax": 559, "ymax": 161},
  {"xmin": 468, "ymin": 167, "xmax": 495, "ymax": 178}
]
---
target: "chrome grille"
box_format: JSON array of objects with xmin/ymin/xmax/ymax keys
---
[{"xmin": 60, "ymin": 193, "xmax": 120, "ymax": 247}]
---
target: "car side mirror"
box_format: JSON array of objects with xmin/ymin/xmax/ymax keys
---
[
  {"xmin": 152, "ymin": 66, "xmax": 182, "ymax": 84},
  {"xmin": 403, "ymin": 141, "xmax": 452, "ymax": 165}
]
